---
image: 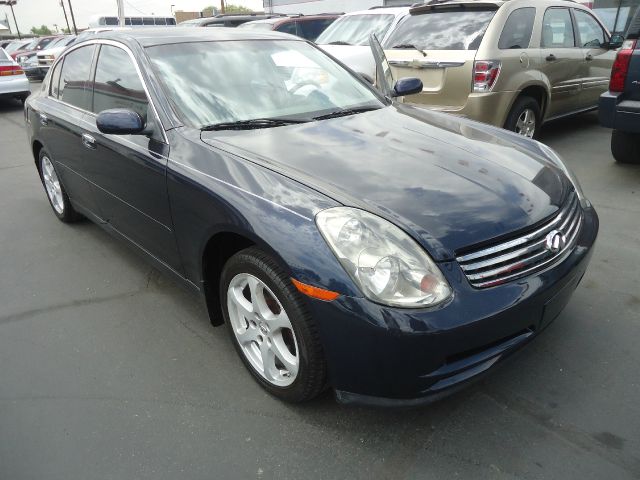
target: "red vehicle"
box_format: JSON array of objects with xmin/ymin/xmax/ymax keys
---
[{"xmin": 9, "ymin": 35, "xmax": 60, "ymax": 60}]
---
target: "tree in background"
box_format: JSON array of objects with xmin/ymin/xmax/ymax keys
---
[
  {"xmin": 224, "ymin": 4, "xmax": 254, "ymax": 13},
  {"xmin": 30, "ymin": 24, "xmax": 51, "ymax": 35},
  {"xmin": 202, "ymin": 3, "xmax": 253, "ymax": 16}
]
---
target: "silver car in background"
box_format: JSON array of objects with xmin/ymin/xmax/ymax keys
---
[
  {"xmin": 0, "ymin": 48, "xmax": 29, "ymax": 103},
  {"xmin": 316, "ymin": 7, "xmax": 409, "ymax": 83}
]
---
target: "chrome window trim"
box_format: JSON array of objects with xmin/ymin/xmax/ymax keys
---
[{"xmin": 46, "ymin": 38, "xmax": 168, "ymax": 145}]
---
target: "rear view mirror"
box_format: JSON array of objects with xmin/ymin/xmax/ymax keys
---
[
  {"xmin": 96, "ymin": 109, "xmax": 146, "ymax": 135},
  {"xmin": 607, "ymin": 34, "xmax": 624, "ymax": 49},
  {"xmin": 393, "ymin": 77, "xmax": 423, "ymax": 97}
]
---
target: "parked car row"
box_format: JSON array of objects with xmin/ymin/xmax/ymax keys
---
[{"xmin": 0, "ymin": 47, "xmax": 30, "ymax": 102}]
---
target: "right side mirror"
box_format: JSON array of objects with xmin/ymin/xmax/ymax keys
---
[{"xmin": 607, "ymin": 34, "xmax": 625, "ymax": 50}]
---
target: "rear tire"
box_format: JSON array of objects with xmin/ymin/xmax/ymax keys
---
[
  {"xmin": 611, "ymin": 130, "xmax": 640, "ymax": 164},
  {"xmin": 38, "ymin": 149, "xmax": 82, "ymax": 223},
  {"xmin": 220, "ymin": 246, "xmax": 327, "ymax": 403},
  {"xmin": 504, "ymin": 96, "xmax": 541, "ymax": 139}
]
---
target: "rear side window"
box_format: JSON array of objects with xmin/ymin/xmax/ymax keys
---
[
  {"xmin": 499, "ymin": 7, "xmax": 536, "ymax": 49},
  {"xmin": 91, "ymin": 45, "xmax": 149, "ymax": 121},
  {"xmin": 573, "ymin": 10, "xmax": 605, "ymax": 48},
  {"xmin": 276, "ymin": 21, "xmax": 297, "ymax": 35},
  {"xmin": 0, "ymin": 48, "xmax": 8, "ymax": 60},
  {"xmin": 385, "ymin": 10, "xmax": 497, "ymax": 50},
  {"xmin": 59, "ymin": 45, "xmax": 95, "ymax": 110},
  {"xmin": 298, "ymin": 19, "xmax": 336, "ymax": 41},
  {"xmin": 541, "ymin": 8, "xmax": 575, "ymax": 48}
]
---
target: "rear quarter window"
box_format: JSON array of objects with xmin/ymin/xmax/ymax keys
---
[{"xmin": 499, "ymin": 7, "xmax": 536, "ymax": 49}]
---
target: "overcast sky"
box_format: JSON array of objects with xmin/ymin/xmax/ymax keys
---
[{"xmin": 1, "ymin": 0, "xmax": 264, "ymax": 32}]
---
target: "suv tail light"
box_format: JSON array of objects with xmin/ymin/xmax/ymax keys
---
[
  {"xmin": 473, "ymin": 60, "xmax": 501, "ymax": 93},
  {"xmin": 0, "ymin": 65, "xmax": 24, "ymax": 76},
  {"xmin": 609, "ymin": 40, "xmax": 637, "ymax": 92}
]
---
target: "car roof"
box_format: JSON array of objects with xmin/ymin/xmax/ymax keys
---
[
  {"xmin": 92, "ymin": 26, "xmax": 301, "ymax": 47},
  {"xmin": 244, "ymin": 14, "xmax": 339, "ymax": 25}
]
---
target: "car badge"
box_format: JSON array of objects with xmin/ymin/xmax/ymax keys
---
[{"xmin": 545, "ymin": 230, "xmax": 567, "ymax": 253}]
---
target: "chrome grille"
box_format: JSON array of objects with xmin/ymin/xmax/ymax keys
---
[{"xmin": 457, "ymin": 193, "xmax": 582, "ymax": 288}]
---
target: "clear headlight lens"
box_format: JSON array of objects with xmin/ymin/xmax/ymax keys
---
[
  {"xmin": 316, "ymin": 207, "xmax": 452, "ymax": 308},
  {"xmin": 537, "ymin": 142, "xmax": 591, "ymax": 208}
]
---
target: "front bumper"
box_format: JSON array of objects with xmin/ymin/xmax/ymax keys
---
[
  {"xmin": 309, "ymin": 206, "xmax": 598, "ymax": 407},
  {"xmin": 0, "ymin": 75, "xmax": 30, "ymax": 99}
]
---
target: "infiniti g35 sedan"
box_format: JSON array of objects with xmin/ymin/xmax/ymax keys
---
[{"xmin": 25, "ymin": 28, "xmax": 598, "ymax": 406}]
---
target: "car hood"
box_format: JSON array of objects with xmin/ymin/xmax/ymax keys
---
[
  {"xmin": 201, "ymin": 104, "xmax": 569, "ymax": 261},
  {"xmin": 319, "ymin": 45, "xmax": 376, "ymax": 79}
]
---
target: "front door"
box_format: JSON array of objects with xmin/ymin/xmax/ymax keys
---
[
  {"xmin": 539, "ymin": 7, "xmax": 584, "ymax": 119},
  {"xmin": 80, "ymin": 43, "xmax": 182, "ymax": 273},
  {"xmin": 573, "ymin": 8, "xmax": 616, "ymax": 109}
]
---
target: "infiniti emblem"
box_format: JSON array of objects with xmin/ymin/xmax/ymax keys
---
[{"xmin": 545, "ymin": 229, "xmax": 567, "ymax": 253}]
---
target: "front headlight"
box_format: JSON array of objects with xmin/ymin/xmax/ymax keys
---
[
  {"xmin": 316, "ymin": 207, "xmax": 452, "ymax": 308},
  {"xmin": 537, "ymin": 142, "xmax": 591, "ymax": 209}
]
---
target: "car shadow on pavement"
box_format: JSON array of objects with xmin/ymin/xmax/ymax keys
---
[
  {"xmin": 0, "ymin": 97, "xmax": 25, "ymax": 113},
  {"xmin": 538, "ymin": 111, "xmax": 601, "ymax": 143}
]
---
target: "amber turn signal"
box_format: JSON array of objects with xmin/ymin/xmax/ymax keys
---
[{"xmin": 291, "ymin": 278, "xmax": 340, "ymax": 301}]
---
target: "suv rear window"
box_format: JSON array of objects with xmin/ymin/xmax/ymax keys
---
[
  {"xmin": 385, "ymin": 10, "xmax": 497, "ymax": 50},
  {"xmin": 316, "ymin": 14, "xmax": 395, "ymax": 46},
  {"xmin": 499, "ymin": 7, "xmax": 536, "ymax": 49}
]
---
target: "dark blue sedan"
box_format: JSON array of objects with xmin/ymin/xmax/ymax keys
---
[{"xmin": 25, "ymin": 28, "xmax": 598, "ymax": 406}]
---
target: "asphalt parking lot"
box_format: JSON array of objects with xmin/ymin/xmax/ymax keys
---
[{"xmin": 1, "ymin": 89, "xmax": 639, "ymax": 479}]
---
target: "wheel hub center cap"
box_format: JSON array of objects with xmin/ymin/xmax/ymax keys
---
[{"xmin": 259, "ymin": 322, "xmax": 269, "ymax": 334}]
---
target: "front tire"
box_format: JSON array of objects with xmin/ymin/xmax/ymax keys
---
[
  {"xmin": 220, "ymin": 247, "xmax": 327, "ymax": 403},
  {"xmin": 504, "ymin": 96, "xmax": 541, "ymax": 138},
  {"xmin": 611, "ymin": 130, "xmax": 640, "ymax": 164},
  {"xmin": 38, "ymin": 149, "xmax": 81, "ymax": 223}
]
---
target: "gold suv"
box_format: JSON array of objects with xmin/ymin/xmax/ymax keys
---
[{"xmin": 382, "ymin": 0, "xmax": 623, "ymax": 137}]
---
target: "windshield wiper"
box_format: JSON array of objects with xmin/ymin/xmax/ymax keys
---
[
  {"xmin": 201, "ymin": 118, "xmax": 308, "ymax": 131},
  {"xmin": 327, "ymin": 40, "xmax": 352, "ymax": 46},
  {"xmin": 391, "ymin": 44, "xmax": 426, "ymax": 57},
  {"xmin": 313, "ymin": 106, "xmax": 380, "ymax": 121}
]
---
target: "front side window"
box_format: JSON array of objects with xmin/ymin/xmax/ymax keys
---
[
  {"xmin": 59, "ymin": 45, "xmax": 95, "ymax": 110},
  {"xmin": 147, "ymin": 40, "xmax": 383, "ymax": 128},
  {"xmin": 499, "ymin": 7, "xmax": 536, "ymax": 49},
  {"xmin": 91, "ymin": 45, "xmax": 149, "ymax": 121},
  {"xmin": 384, "ymin": 10, "xmax": 497, "ymax": 50},
  {"xmin": 574, "ymin": 10, "xmax": 606, "ymax": 48},
  {"xmin": 541, "ymin": 8, "xmax": 575, "ymax": 48},
  {"xmin": 316, "ymin": 14, "xmax": 395, "ymax": 46}
]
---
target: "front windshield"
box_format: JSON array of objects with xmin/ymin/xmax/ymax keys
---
[
  {"xmin": 147, "ymin": 40, "xmax": 383, "ymax": 128},
  {"xmin": 4, "ymin": 41, "xmax": 27, "ymax": 54},
  {"xmin": 23, "ymin": 39, "xmax": 39, "ymax": 51},
  {"xmin": 384, "ymin": 10, "xmax": 497, "ymax": 50},
  {"xmin": 316, "ymin": 14, "xmax": 394, "ymax": 46},
  {"xmin": 43, "ymin": 37, "xmax": 66, "ymax": 50}
]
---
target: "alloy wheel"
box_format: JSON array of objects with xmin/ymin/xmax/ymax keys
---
[
  {"xmin": 515, "ymin": 108, "xmax": 536, "ymax": 138},
  {"xmin": 227, "ymin": 273, "xmax": 299, "ymax": 387},
  {"xmin": 41, "ymin": 155, "xmax": 64, "ymax": 214}
]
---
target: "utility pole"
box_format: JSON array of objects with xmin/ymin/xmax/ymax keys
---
[
  {"xmin": 0, "ymin": 0, "xmax": 21, "ymax": 39},
  {"xmin": 220, "ymin": 0, "xmax": 225, "ymax": 14},
  {"xmin": 116, "ymin": 0, "xmax": 125, "ymax": 27},
  {"xmin": 59, "ymin": 0, "xmax": 71, "ymax": 34},
  {"xmin": 66, "ymin": 0, "xmax": 77, "ymax": 34}
]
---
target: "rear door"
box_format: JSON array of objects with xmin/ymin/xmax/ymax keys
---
[
  {"xmin": 538, "ymin": 7, "xmax": 584, "ymax": 118},
  {"xmin": 572, "ymin": 8, "xmax": 616, "ymax": 108},
  {"xmin": 37, "ymin": 44, "xmax": 104, "ymax": 216},
  {"xmin": 382, "ymin": 3, "xmax": 498, "ymax": 108}
]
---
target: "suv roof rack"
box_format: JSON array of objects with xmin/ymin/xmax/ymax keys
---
[{"xmin": 368, "ymin": 4, "xmax": 413, "ymax": 9}]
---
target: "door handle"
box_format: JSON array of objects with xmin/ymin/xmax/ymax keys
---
[
  {"xmin": 585, "ymin": 53, "xmax": 593, "ymax": 61},
  {"xmin": 545, "ymin": 54, "xmax": 556, "ymax": 62},
  {"xmin": 39, "ymin": 113, "xmax": 48, "ymax": 126},
  {"xmin": 82, "ymin": 133, "xmax": 96, "ymax": 150}
]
